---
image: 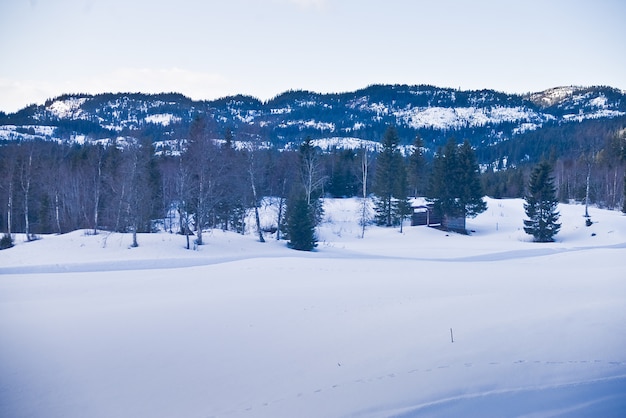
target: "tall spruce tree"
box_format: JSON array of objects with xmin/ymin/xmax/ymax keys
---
[
  {"xmin": 429, "ymin": 138, "xmax": 460, "ymax": 220},
  {"xmin": 395, "ymin": 166, "xmax": 412, "ymax": 232},
  {"xmin": 283, "ymin": 138, "xmax": 325, "ymax": 251},
  {"xmin": 373, "ymin": 126, "xmax": 407, "ymax": 227},
  {"xmin": 284, "ymin": 191, "xmax": 317, "ymax": 251},
  {"xmin": 523, "ymin": 161, "xmax": 561, "ymax": 242},
  {"xmin": 457, "ymin": 140, "xmax": 487, "ymax": 218},
  {"xmin": 428, "ymin": 138, "xmax": 486, "ymax": 232}
]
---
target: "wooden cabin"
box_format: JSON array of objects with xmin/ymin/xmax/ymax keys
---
[
  {"xmin": 410, "ymin": 199, "xmax": 466, "ymax": 233},
  {"xmin": 410, "ymin": 201, "xmax": 441, "ymax": 226}
]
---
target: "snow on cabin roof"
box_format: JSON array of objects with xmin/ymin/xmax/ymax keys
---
[{"xmin": 409, "ymin": 197, "xmax": 429, "ymax": 207}]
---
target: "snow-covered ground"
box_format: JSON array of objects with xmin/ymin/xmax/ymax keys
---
[{"xmin": 1, "ymin": 198, "xmax": 625, "ymax": 418}]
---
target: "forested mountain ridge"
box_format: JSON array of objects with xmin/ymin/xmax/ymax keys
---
[
  {"xmin": 1, "ymin": 85, "xmax": 625, "ymax": 239},
  {"xmin": 1, "ymin": 84, "xmax": 624, "ymax": 165}
]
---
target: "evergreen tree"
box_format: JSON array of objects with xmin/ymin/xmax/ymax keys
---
[
  {"xmin": 284, "ymin": 191, "xmax": 317, "ymax": 251},
  {"xmin": 427, "ymin": 138, "xmax": 486, "ymax": 232},
  {"xmin": 429, "ymin": 138, "xmax": 460, "ymax": 220},
  {"xmin": 282, "ymin": 138, "xmax": 326, "ymax": 251},
  {"xmin": 457, "ymin": 140, "xmax": 487, "ymax": 218},
  {"xmin": 326, "ymin": 149, "xmax": 358, "ymax": 198},
  {"xmin": 373, "ymin": 126, "xmax": 407, "ymax": 227},
  {"xmin": 395, "ymin": 169, "xmax": 412, "ymax": 233},
  {"xmin": 0, "ymin": 233, "xmax": 13, "ymax": 250},
  {"xmin": 428, "ymin": 138, "xmax": 486, "ymax": 231},
  {"xmin": 524, "ymin": 161, "xmax": 561, "ymax": 242}
]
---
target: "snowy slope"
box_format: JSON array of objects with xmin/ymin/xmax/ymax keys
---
[
  {"xmin": 0, "ymin": 198, "xmax": 625, "ymax": 418},
  {"xmin": 2, "ymin": 85, "xmax": 625, "ymax": 152}
]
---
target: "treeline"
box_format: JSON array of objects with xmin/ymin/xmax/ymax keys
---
[
  {"xmin": 0, "ymin": 137, "xmax": 161, "ymax": 246},
  {"xmin": 481, "ymin": 118, "xmax": 626, "ymax": 208},
  {"xmin": 0, "ymin": 121, "xmax": 418, "ymax": 243},
  {"xmin": 1, "ymin": 120, "xmax": 625, "ymax": 245}
]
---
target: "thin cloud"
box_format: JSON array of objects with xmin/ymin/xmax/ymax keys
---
[
  {"xmin": 0, "ymin": 78, "xmax": 54, "ymax": 113},
  {"xmin": 0, "ymin": 68, "xmax": 234, "ymax": 113},
  {"xmin": 99, "ymin": 68, "xmax": 232, "ymax": 100},
  {"xmin": 277, "ymin": 0, "xmax": 328, "ymax": 10}
]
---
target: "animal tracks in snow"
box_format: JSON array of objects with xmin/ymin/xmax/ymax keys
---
[{"xmin": 220, "ymin": 359, "xmax": 626, "ymax": 416}]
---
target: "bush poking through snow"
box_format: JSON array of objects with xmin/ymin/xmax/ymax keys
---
[{"xmin": 0, "ymin": 233, "xmax": 13, "ymax": 250}]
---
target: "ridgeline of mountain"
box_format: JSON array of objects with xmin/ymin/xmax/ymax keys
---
[{"xmin": 1, "ymin": 84, "xmax": 625, "ymax": 165}]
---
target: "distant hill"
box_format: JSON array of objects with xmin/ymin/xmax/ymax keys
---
[{"xmin": 1, "ymin": 84, "xmax": 625, "ymax": 166}]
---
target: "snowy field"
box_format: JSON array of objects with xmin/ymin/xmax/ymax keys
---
[{"xmin": 1, "ymin": 198, "xmax": 625, "ymax": 417}]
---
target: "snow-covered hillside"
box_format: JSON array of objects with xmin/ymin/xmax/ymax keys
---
[
  {"xmin": 1, "ymin": 198, "xmax": 625, "ymax": 417},
  {"xmin": 2, "ymin": 85, "xmax": 624, "ymax": 152}
]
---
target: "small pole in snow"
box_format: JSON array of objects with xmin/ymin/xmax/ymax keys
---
[{"xmin": 450, "ymin": 328, "xmax": 454, "ymax": 343}]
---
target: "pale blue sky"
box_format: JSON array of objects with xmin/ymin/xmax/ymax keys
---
[{"xmin": 1, "ymin": 0, "xmax": 624, "ymax": 112}]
